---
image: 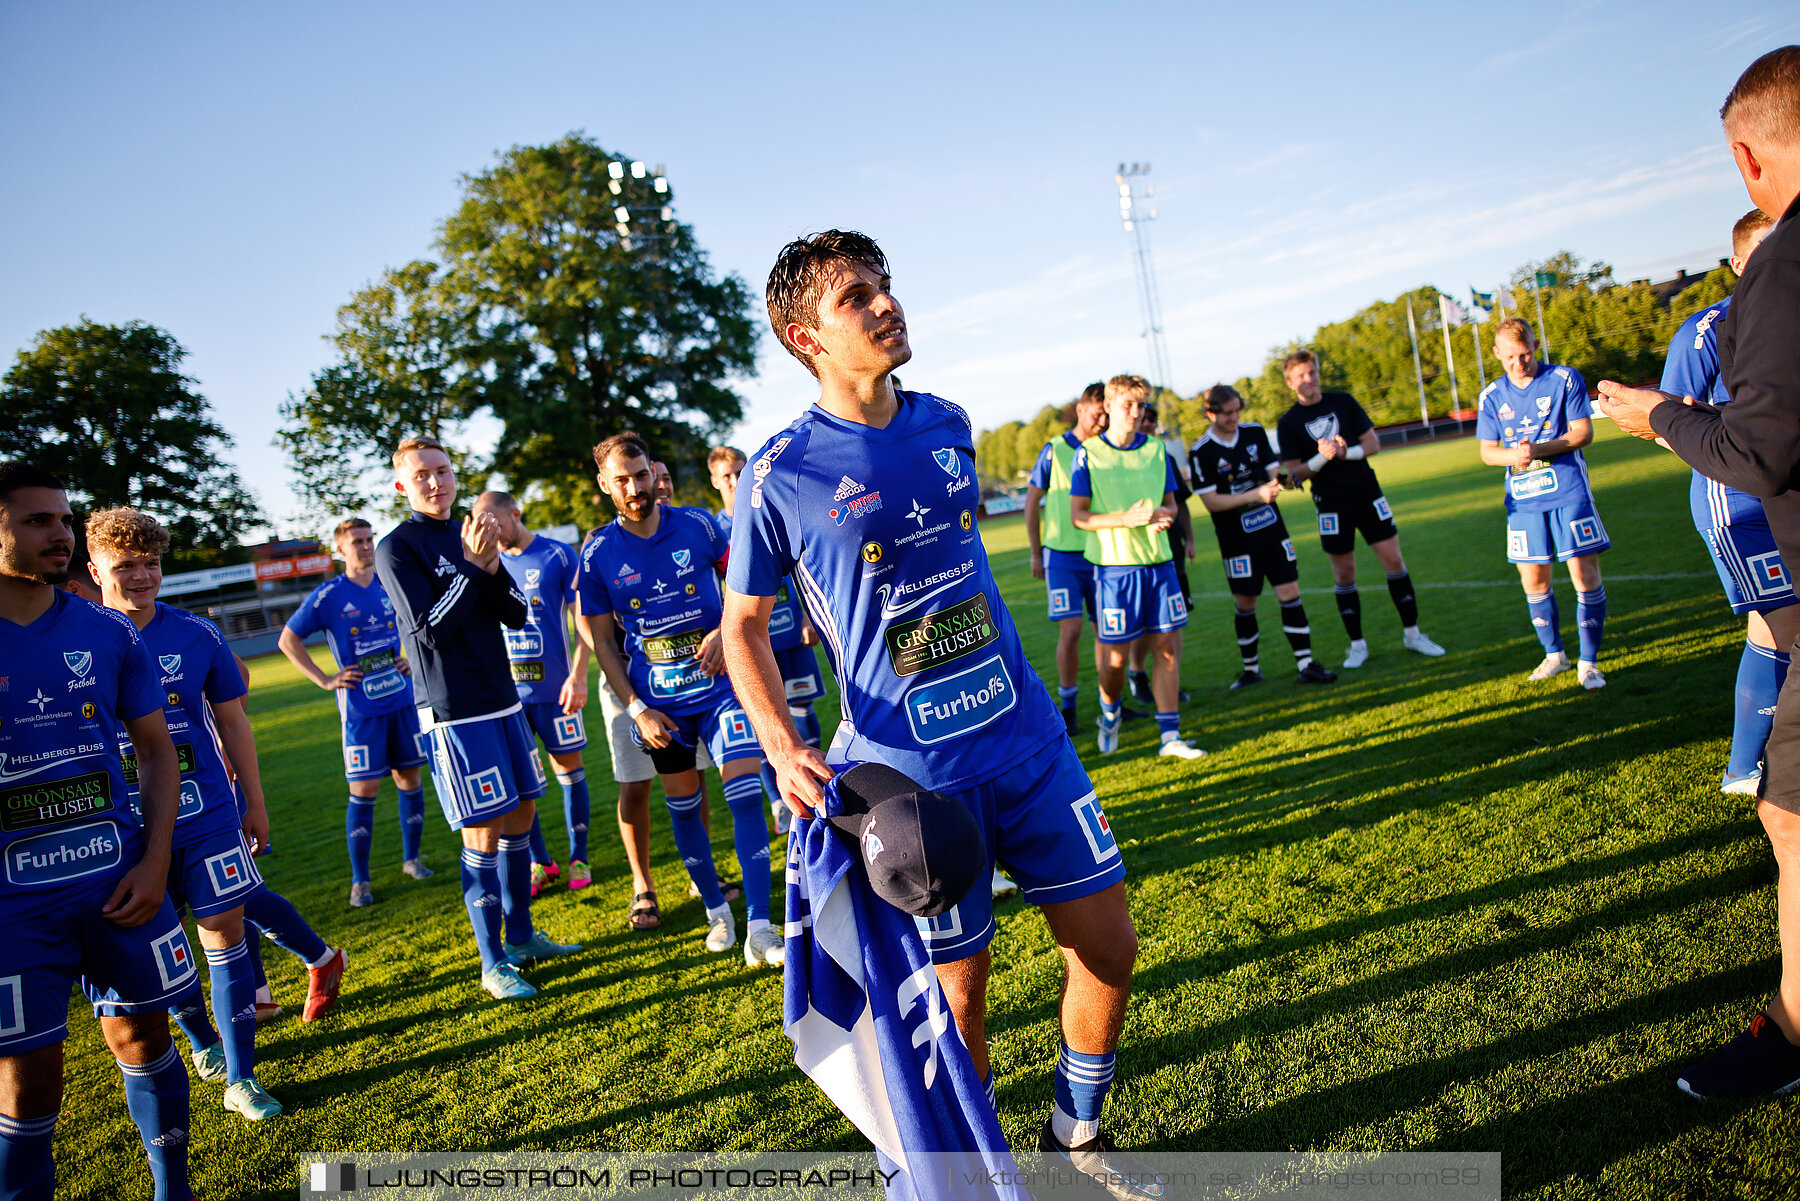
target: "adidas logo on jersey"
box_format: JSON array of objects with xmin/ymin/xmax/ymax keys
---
[
  {"xmin": 434, "ymin": 555, "xmax": 457, "ymax": 577},
  {"xmin": 341, "ymin": 602, "xmax": 358, "ymax": 613},
  {"xmin": 833, "ymin": 475, "xmax": 865, "ymax": 501}
]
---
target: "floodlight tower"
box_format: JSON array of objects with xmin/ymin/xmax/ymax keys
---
[
  {"xmin": 1115, "ymin": 162, "xmax": 1173, "ymax": 394},
  {"xmin": 607, "ymin": 159, "xmax": 676, "ymax": 251}
]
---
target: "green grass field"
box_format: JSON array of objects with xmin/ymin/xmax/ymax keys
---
[{"xmin": 53, "ymin": 424, "xmax": 1800, "ymax": 1200}]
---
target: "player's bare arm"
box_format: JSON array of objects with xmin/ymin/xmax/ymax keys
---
[
  {"xmin": 1071, "ymin": 495, "xmax": 1156, "ymax": 530},
  {"xmin": 1025, "ymin": 482, "xmax": 1049, "ymax": 578},
  {"xmin": 104, "ymin": 710, "xmax": 179, "ymax": 926},
  {"xmin": 581, "ymin": 609, "xmax": 676, "ymax": 747},
  {"xmin": 277, "ymin": 625, "xmax": 360, "ymax": 690},
  {"xmin": 720, "ymin": 588, "xmax": 832, "ymax": 816},
  {"xmin": 1201, "ymin": 478, "xmax": 1284, "ymax": 513},
  {"xmin": 560, "ymin": 602, "xmax": 590, "ymax": 715},
  {"xmin": 209, "ymin": 695, "xmax": 272, "ymax": 854}
]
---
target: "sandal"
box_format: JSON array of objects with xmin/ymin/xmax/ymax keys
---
[
  {"xmin": 687, "ymin": 878, "xmax": 743, "ymax": 902},
  {"xmin": 626, "ymin": 891, "xmax": 661, "ymax": 931}
]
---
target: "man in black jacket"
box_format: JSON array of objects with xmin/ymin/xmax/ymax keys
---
[
  {"xmin": 1597, "ymin": 45, "xmax": 1800, "ymax": 1099},
  {"xmin": 376, "ymin": 435, "xmax": 579, "ymax": 1001}
]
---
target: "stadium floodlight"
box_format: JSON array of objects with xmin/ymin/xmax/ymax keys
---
[
  {"xmin": 614, "ymin": 206, "xmax": 630, "ymax": 223},
  {"xmin": 608, "ymin": 161, "xmax": 625, "ymax": 180},
  {"xmin": 1112, "ymin": 162, "xmax": 1174, "ymax": 400},
  {"xmin": 630, "ymin": 161, "xmax": 646, "ymax": 178},
  {"xmin": 660, "ymin": 206, "xmax": 673, "ymax": 221},
  {"xmin": 654, "ymin": 177, "xmax": 668, "ymax": 194}
]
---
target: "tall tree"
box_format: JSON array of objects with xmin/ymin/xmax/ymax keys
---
[{"xmin": 1, "ymin": 318, "xmax": 259, "ymax": 564}]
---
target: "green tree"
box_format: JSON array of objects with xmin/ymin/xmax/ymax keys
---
[{"xmin": 1, "ymin": 318, "xmax": 259, "ymax": 567}]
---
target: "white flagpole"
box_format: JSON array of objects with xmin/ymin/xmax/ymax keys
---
[
  {"xmin": 1406, "ymin": 297, "xmax": 1429, "ymax": 428},
  {"xmin": 1438, "ymin": 296, "xmax": 1461, "ymax": 417},
  {"xmin": 1531, "ymin": 275, "xmax": 1552, "ymax": 360},
  {"xmin": 1471, "ymin": 322, "xmax": 1487, "ymax": 391}
]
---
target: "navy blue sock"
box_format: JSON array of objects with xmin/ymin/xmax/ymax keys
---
[
  {"xmin": 204, "ymin": 940, "xmax": 257, "ymax": 1085},
  {"xmin": 558, "ymin": 769, "xmax": 590, "ymax": 863},
  {"xmin": 1576, "ymin": 587, "xmax": 1606, "ymax": 664},
  {"xmin": 459, "ymin": 848, "xmax": 505, "ymax": 972},
  {"xmin": 665, "ymin": 787, "xmax": 724, "ymax": 908},
  {"xmin": 116, "ymin": 1043, "xmax": 190, "ymax": 1201},
  {"xmin": 1051, "ymin": 1041, "xmax": 1116, "ymax": 1146},
  {"xmin": 1334, "ymin": 584, "xmax": 1363, "ymax": 641},
  {"xmin": 1525, "ymin": 589, "xmax": 1561, "ymax": 654},
  {"xmin": 240, "ymin": 886, "xmax": 328, "ymax": 966},
  {"xmin": 0, "ymin": 1111, "xmax": 58, "ymax": 1201},
  {"xmin": 1056, "ymin": 684, "xmax": 1079, "ymax": 713},
  {"xmin": 496, "ymin": 835, "xmax": 536, "ymax": 945},
  {"xmin": 1730, "ymin": 639, "xmax": 1790, "ymax": 778},
  {"xmin": 397, "ymin": 786, "xmax": 426, "ymax": 862},
  {"xmin": 345, "ymin": 796, "xmax": 374, "ymax": 884},
  {"xmin": 168, "ymin": 982, "xmax": 216, "ymax": 1055},
  {"xmin": 526, "ymin": 814, "xmax": 551, "ymax": 866},
  {"xmin": 1155, "ymin": 711, "xmax": 1181, "ymax": 743},
  {"xmin": 724, "ymin": 772, "xmax": 772, "ymax": 923}
]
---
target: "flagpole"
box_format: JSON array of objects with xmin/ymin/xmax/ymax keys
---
[
  {"xmin": 1471, "ymin": 322, "xmax": 1487, "ymax": 391},
  {"xmin": 1531, "ymin": 274, "xmax": 1551, "ymax": 359},
  {"xmin": 1406, "ymin": 296, "xmax": 1429, "ymax": 428},
  {"xmin": 1438, "ymin": 296, "xmax": 1461, "ymax": 419}
]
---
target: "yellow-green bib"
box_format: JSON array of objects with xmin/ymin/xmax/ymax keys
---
[
  {"xmin": 1080, "ymin": 434, "xmax": 1172, "ymax": 566},
  {"xmin": 1042, "ymin": 434, "xmax": 1098, "ymax": 558}
]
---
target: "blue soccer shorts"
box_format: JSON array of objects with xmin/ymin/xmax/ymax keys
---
[
  {"xmin": 342, "ymin": 706, "xmax": 427, "ymax": 782},
  {"xmin": 523, "ymin": 700, "xmax": 588, "ymax": 754},
  {"xmin": 2, "ymin": 875, "xmax": 199, "ymax": 1051},
  {"xmin": 425, "ymin": 708, "xmax": 549, "ymax": 831},
  {"xmin": 1044, "ymin": 548, "xmax": 1097, "ymax": 623},
  {"xmin": 631, "ymin": 694, "xmax": 764, "ymax": 777},
  {"xmin": 1094, "ymin": 561, "xmax": 1188, "ymax": 644},
  {"xmin": 1700, "ymin": 513, "xmax": 1798, "ymax": 615},
  {"xmin": 908, "ymin": 737, "xmax": 1127, "ymax": 965},
  {"xmin": 777, "ymin": 645, "xmax": 826, "ymax": 705},
  {"xmin": 165, "ymin": 823, "xmax": 263, "ymax": 919},
  {"xmin": 1506, "ymin": 497, "xmax": 1610, "ymax": 564}
]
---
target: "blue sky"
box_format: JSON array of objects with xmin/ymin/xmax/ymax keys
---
[{"xmin": 4, "ymin": 1, "xmax": 1797, "ymax": 528}]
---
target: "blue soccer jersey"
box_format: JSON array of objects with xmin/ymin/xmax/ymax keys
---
[
  {"xmin": 718, "ymin": 507, "xmax": 809, "ymax": 651},
  {"xmin": 1663, "ymin": 297, "xmax": 1766, "ymax": 528},
  {"xmin": 284, "ymin": 573, "xmax": 414, "ymax": 721},
  {"xmin": 578, "ymin": 504, "xmax": 734, "ymax": 718},
  {"xmin": 1, "ymin": 592, "xmax": 161, "ymax": 895},
  {"xmin": 1475, "ymin": 364, "xmax": 1596, "ymax": 513},
  {"xmin": 725, "ymin": 391, "xmax": 1063, "ymax": 792},
  {"xmin": 498, "ymin": 535, "xmax": 579, "ymax": 704}
]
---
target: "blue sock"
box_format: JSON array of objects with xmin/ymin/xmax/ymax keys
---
[
  {"xmin": 558, "ymin": 770, "xmax": 590, "ymax": 863},
  {"xmin": 1576, "ymin": 587, "xmax": 1606, "ymax": 663},
  {"xmin": 496, "ymin": 835, "xmax": 535, "ymax": 945},
  {"xmin": 1051, "ymin": 1041, "xmax": 1116, "ymax": 1146},
  {"xmin": 0, "ymin": 1111, "xmax": 58, "ymax": 1201},
  {"xmin": 1155, "ymin": 711, "xmax": 1180, "ymax": 742},
  {"xmin": 759, "ymin": 760, "xmax": 782, "ymax": 809},
  {"xmin": 168, "ymin": 982, "xmax": 216, "ymax": 1055},
  {"xmin": 397, "ymin": 786, "xmax": 426, "ymax": 862},
  {"xmin": 724, "ymin": 773, "xmax": 772, "ymax": 923},
  {"xmin": 1057, "ymin": 685, "xmax": 1079, "ymax": 714},
  {"xmin": 459, "ymin": 848, "xmax": 505, "ymax": 972},
  {"xmin": 116, "ymin": 1043, "xmax": 190, "ymax": 1201},
  {"xmin": 665, "ymin": 787, "xmax": 724, "ymax": 908},
  {"xmin": 526, "ymin": 814, "xmax": 551, "ymax": 866},
  {"xmin": 1525, "ymin": 590, "xmax": 1561, "ymax": 654},
  {"xmin": 241, "ymin": 886, "xmax": 328, "ymax": 966},
  {"xmin": 244, "ymin": 921, "xmax": 267, "ymax": 991},
  {"xmin": 792, "ymin": 704, "xmax": 821, "ymax": 748},
  {"xmin": 1730, "ymin": 639, "xmax": 1790, "ymax": 778},
  {"xmin": 204, "ymin": 941, "xmax": 257, "ymax": 1085},
  {"xmin": 345, "ymin": 797, "xmax": 374, "ymax": 884},
  {"xmin": 1099, "ymin": 693, "xmax": 1121, "ymax": 724}
]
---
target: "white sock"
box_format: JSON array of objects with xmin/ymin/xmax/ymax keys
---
[
  {"xmin": 746, "ymin": 917, "xmax": 770, "ymax": 937},
  {"xmin": 1050, "ymin": 1102, "xmax": 1099, "ymax": 1148},
  {"xmin": 254, "ymin": 985, "xmax": 274, "ymax": 1005},
  {"xmin": 1351, "ymin": 638, "xmax": 1368, "ymax": 649},
  {"xmin": 1404, "ymin": 625, "xmax": 1419, "ymax": 637},
  {"xmin": 706, "ymin": 902, "xmax": 733, "ymax": 924},
  {"xmin": 306, "ymin": 946, "xmax": 338, "ymax": 970}
]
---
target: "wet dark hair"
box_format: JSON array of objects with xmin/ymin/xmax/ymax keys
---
[{"xmin": 766, "ymin": 230, "xmax": 891, "ymax": 377}]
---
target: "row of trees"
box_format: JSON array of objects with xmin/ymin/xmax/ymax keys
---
[{"xmin": 975, "ymin": 252, "xmax": 1735, "ymax": 485}]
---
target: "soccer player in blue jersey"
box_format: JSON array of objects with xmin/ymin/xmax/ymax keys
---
[
  {"xmin": 377, "ymin": 436, "xmax": 580, "ymax": 1001},
  {"xmin": 1661, "ymin": 209, "xmax": 1789, "ymax": 792},
  {"xmin": 580, "ymin": 434, "xmax": 782, "ymax": 966},
  {"xmin": 1477, "ymin": 317, "xmax": 1611, "ymax": 691},
  {"xmin": 280, "ymin": 517, "xmax": 432, "ymax": 905},
  {"xmin": 1071, "ymin": 374, "xmax": 1203, "ymax": 760},
  {"xmin": 472, "ymin": 491, "xmax": 594, "ymax": 893},
  {"xmin": 1026, "ymin": 384, "xmax": 1111, "ymax": 735},
  {"xmin": 722, "ymin": 231, "xmax": 1143, "ymax": 1188},
  {"xmin": 84, "ymin": 508, "xmax": 286, "ymax": 1121},
  {"xmin": 0, "ymin": 464, "xmax": 197, "ymax": 1201},
  {"xmin": 709, "ymin": 444, "xmax": 826, "ymax": 837}
]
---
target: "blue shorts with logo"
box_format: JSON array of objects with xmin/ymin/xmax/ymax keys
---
[
  {"xmin": 1, "ymin": 871, "xmax": 200, "ymax": 1052},
  {"xmin": 425, "ymin": 708, "xmax": 549, "ymax": 831},
  {"xmin": 1506, "ymin": 497, "xmax": 1610, "ymax": 564},
  {"xmin": 908, "ymin": 737, "xmax": 1126, "ymax": 964},
  {"xmin": 1699, "ymin": 514, "xmax": 1797, "ymax": 615},
  {"xmin": 1094, "ymin": 561, "xmax": 1187, "ymax": 644},
  {"xmin": 1044, "ymin": 548, "xmax": 1096, "ymax": 622},
  {"xmin": 342, "ymin": 706, "xmax": 427, "ymax": 782},
  {"xmin": 631, "ymin": 693, "xmax": 764, "ymax": 776},
  {"xmin": 523, "ymin": 700, "xmax": 588, "ymax": 754},
  {"xmin": 777, "ymin": 645, "xmax": 826, "ymax": 707},
  {"xmin": 166, "ymin": 822, "xmax": 264, "ymax": 919}
]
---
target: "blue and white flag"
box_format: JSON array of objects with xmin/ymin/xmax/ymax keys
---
[{"xmin": 783, "ymin": 772, "xmax": 1027, "ymax": 1201}]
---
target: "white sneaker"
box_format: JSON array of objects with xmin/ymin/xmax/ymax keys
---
[
  {"xmin": 1577, "ymin": 661, "xmax": 1607, "ymax": 690},
  {"xmin": 1721, "ymin": 770, "xmax": 1763, "ymax": 796},
  {"xmin": 1403, "ymin": 628, "xmax": 1445, "ymax": 657},
  {"xmin": 1158, "ymin": 738, "xmax": 1206, "ymax": 760},
  {"xmin": 1096, "ymin": 713, "xmax": 1120, "ymax": 754},
  {"xmin": 1527, "ymin": 652, "xmax": 1571, "ymax": 681},
  {"xmin": 772, "ymin": 801, "xmax": 791, "ymax": 836},
  {"xmin": 1342, "ymin": 641, "xmax": 1370, "ymax": 670},
  {"xmin": 704, "ymin": 908, "xmax": 737, "ymax": 953},
  {"xmin": 991, "ymin": 868, "xmax": 1019, "ymax": 899},
  {"xmin": 743, "ymin": 925, "xmax": 785, "ymax": 967}
]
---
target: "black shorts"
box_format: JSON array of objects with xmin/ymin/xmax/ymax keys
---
[
  {"xmin": 1313, "ymin": 487, "xmax": 1397, "ymax": 556},
  {"xmin": 1216, "ymin": 527, "xmax": 1299, "ymax": 597}
]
